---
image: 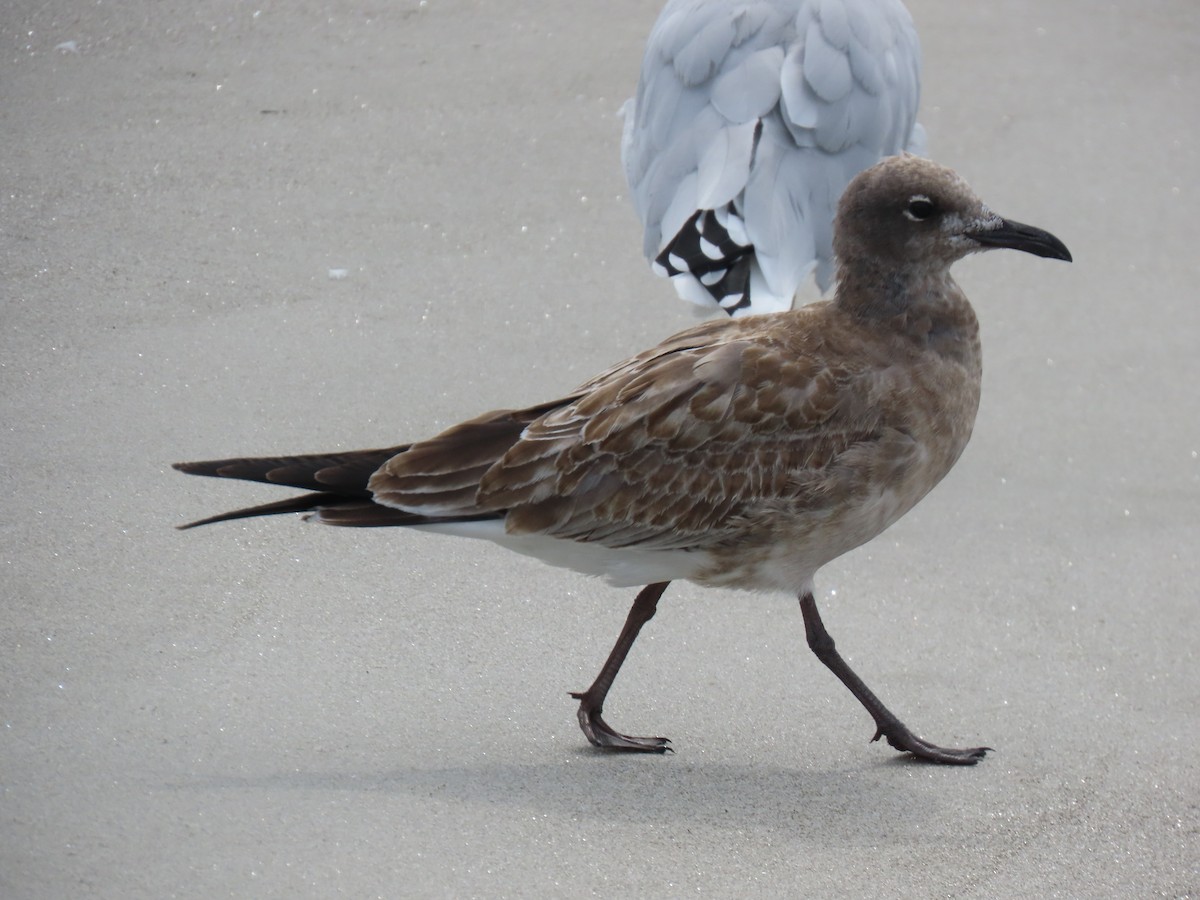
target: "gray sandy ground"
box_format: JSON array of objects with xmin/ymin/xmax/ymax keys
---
[{"xmin": 2, "ymin": 1, "xmax": 1197, "ymax": 896}]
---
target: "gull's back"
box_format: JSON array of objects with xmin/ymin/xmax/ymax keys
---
[{"xmin": 622, "ymin": 0, "xmax": 923, "ymax": 316}]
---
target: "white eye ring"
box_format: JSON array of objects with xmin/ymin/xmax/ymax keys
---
[{"xmin": 904, "ymin": 195, "xmax": 936, "ymax": 222}]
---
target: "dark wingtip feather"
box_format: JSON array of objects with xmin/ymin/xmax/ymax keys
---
[
  {"xmin": 175, "ymin": 491, "xmax": 346, "ymax": 529},
  {"xmin": 172, "ymin": 446, "xmax": 408, "ymax": 492}
]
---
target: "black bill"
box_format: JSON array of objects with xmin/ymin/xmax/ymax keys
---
[{"xmin": 969, "ymin": 218, "xmax": 1072, "ymax": 262}]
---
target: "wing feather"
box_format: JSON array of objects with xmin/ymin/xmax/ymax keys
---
[
  {"xmin": 373, "ymin": 311, "xmax": 898, "ymax": 553},
  {"xmin": 803, "ymin": 19, "xmax": 854, "ymax": 103},
  {"xmin": 672, "ymin": 9, "xmax": 738, "ymax": 85}
]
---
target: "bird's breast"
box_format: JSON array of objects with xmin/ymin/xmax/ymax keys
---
[{"xmin": 694, "ymin": 327, "xmax": 982, "ymax": 595}]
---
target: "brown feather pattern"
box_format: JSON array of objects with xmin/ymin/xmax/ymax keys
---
[
  {"xmin": 171, "ymin": 155, "xmax": 1071, "ymax": 763},
  {"xmin": 366, "ymin": 298, "xmax": 975, "ymax": 567},
  {"xmin": 171, "ymin": 156, "xmax": 1073, "ymax": 594}
]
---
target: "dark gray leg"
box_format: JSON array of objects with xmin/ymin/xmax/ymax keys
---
[
  {"xmin": 800, "ymin": 592, "xmax": 989, "ymax": 765},
  {"xmin": 570, "ymin": 582, "xmax": 671, "ymax": 753}
]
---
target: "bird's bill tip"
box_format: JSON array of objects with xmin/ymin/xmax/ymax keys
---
[{"xmin": 969, "ymin": 218, "xmax": 1072, "ymax": 262}]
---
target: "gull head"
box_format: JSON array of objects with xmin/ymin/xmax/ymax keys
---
[{"xmin": 833, "ymin": 155, "xmax": 1072, "ymax": 282}]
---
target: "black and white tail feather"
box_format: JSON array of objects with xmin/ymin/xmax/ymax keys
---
[{"xmin": 652, "ymin": 206, "xmax": 755, "ymax": 315}]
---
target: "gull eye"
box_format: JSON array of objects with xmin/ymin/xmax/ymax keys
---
[{"xmin": 904, "ymin": 195, "xmax": 937, "ymax": 222}]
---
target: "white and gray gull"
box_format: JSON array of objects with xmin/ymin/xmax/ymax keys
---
[
  {"xmin": 622, "ymin": 0, "xmax": 924, "ymax": 316},
  {"xmin": 174, "ymin": 156, "xmax": 1071, "ymax": 765}
]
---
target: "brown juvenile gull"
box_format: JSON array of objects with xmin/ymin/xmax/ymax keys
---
[{"xmin": 174, "ymin": 155, "xmax": 1070, "ymax": 765}]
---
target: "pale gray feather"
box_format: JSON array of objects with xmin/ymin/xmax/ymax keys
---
[{"xmin": 623, "ymin": 0, "xmax": 924, "ymax": 315}]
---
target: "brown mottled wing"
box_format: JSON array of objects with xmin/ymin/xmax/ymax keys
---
[
  {"xmin": 370, "ymin": 311, "xmax": 888, "ymax": 551},
  {"xmin": 365, "ymin": 399, "xmax": 574, "ymax": 516}
]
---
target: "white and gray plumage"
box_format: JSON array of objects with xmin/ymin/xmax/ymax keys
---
[
  {"xmin": 622, "ymin": 0, "xmax": 924, "ymax": 316},
  {"xmin": 174, "ymin": 156, "xmax": 1070, "ymax": 764}
]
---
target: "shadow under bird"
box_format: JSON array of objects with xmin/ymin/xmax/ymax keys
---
[{"xmin": 175, "ymin": 155, "xmax": 1070, "ymax": 765}]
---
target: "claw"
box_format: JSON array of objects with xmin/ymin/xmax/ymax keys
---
[
  {"xmin": 571, "ymin": 692, "xmax": 672, "ymax": 753},
  {"xmin": 876, "ymin": 722, "xmax": 991, "ymax": 765}
]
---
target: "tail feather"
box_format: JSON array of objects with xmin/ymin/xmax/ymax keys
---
[
  {"xmin": 175, "ymin": 491, "xmax": 354, "ymax": 530},
  {"xmin": 173, "ymin": 444, "xmax": 508, "ymax": 532},
  {"xmin": 172, "ymin": 403, "xmax": 570, "ymax": 532},
  {"xmin": 311, "ymin": 503, "xmax": 499, "ymax": 529},
  {"xmin": 172, "ymin": 445, "xmax": 408, "ymax": 492},
  {"xmin": 653, "ymin": 207, "xmax": 754, "ymax": 314},
  {"xmin": 174, "ymin": 445, "xmax": 418, "ymax": 530}
]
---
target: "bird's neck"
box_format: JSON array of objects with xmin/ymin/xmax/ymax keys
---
[{"xmin": 834, "ymin": 264, "xmax": 980, "ymax": 361}]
